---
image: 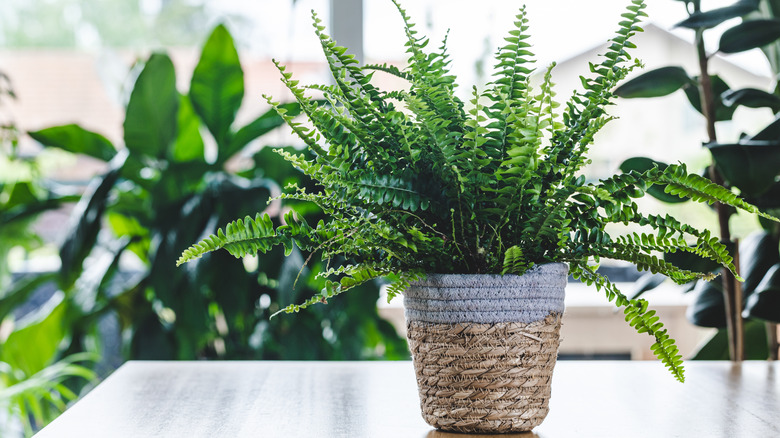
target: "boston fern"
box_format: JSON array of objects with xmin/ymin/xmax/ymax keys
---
[{"xmin": 178, "ymin": 0, "xmax": 778, "ymax": 381}]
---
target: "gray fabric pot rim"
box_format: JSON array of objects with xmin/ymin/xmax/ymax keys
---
[{"xmin": 403, "ymin": 263, "xmax": 568, "ymax": 324}]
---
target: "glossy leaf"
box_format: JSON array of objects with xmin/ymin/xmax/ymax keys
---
[
  {"xmin": 687, "ymin": 279, "xmax": 727, "ymax": 328},
  {"xmin": 0, "ymin": 272, "xmax": 58, "ymax": 321},
  {"xmin": 619, "ymin": 157, "xmax": 688, "ymax": 203},
  {"xmin": 615, "ymin": 66, "xmax": 691, "ymax": 98},
  {"xmin": 708, "ymin": 142, "xmax": 780, "ymax": 196},
  {"xmin": 719, "ymin": 19, "xmax": 780, "ymax": 54},
  {"xmin": 172, "ymin": 94, "xmax": 205, "ymax": 162},
  {"xmin": 665, "ymin": 248, "xmax": 722, "ymax": 273},
  {"xmin": 28, "ymin": 124, "xmax": 115, "ymax": 162},
  {"xmin": 124, "ymin": 53, "xmax": 179, "ymax": 159},
  {"xmin": 743, "ymin": 263, "xmax": 780, "ymax": 322},
  {"xmin": 744, "ymin": 114, "xmax": 780, "ymax": 141},
  {"xmin": 0, "ymin": 292, "xmax": 67, "ymax": 377},
  {"xmin": 684, "ymin": 75, "xmax": 736, "ymax": 122},
  {"xmin": 675, "ymin": 0, "xmax": 759, "ymax": 29},
  {"xmin": 739, "ymin": 231, "xmax": 780, "ymax": 295},
  {"xmin": 59, "ymin": 152, "xmax": 127, "ymax": 290},
  {"xmin": 742, "ymin": 263, "xmax": 780, "ymax": 323},
  {"xmin": 721, "ymin": 87, "xmax": 780, "ymax": 111},
  {"xmin": 190, "ymin": 24, "xmax": 244, "ymax": 153}
]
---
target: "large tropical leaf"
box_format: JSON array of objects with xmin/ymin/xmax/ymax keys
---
[
  {"xmin": 225, "ymin": 103, "xmax": 303, "ymax": 160},
  {"xmin": 719, "ymin": 19, "xmax": 780, "ymax": 54},
  {"xmin": 675, "ymin": 0, "xmax": 759, "ymax": 29},
  {"xmin": 190, "ymin": 24, "xmax": 244, "ymax": 154},
  {"xmin": 614, "ymin": 66, "xmax": 691, "ymax": 98},
  {"xmin": 172, "ymin": 94, "xmax": 205, "ymax": 162},
  {"xmin": 686, "ymin": 278, "xmax": 726, "ymax": 328},
  {"xmin": 28, "ymin": 124, "xmax": 116, "ymax": 162},
  {"xmin": 708, "ymin": 142, "xmax": 780, "ymax": 196},
  {"xmin": 620, "ymin": 157, "xmax": 688, "ymax": 203},
  {"xmin": 684, "ymin": 75, "xmax": 736, "ymax": 122},
  {"xmin": 0, "ymin": 292, "xmax": 68, "ymax": 377},
  {"xmin": 59, "ymin": 152, "xmax": 127, "ymax": 290},
  {"xmin": 124, "ymin": 53, "xmax": 179, "ymax": 159},
  {"xmin": 743, "ymin": 262, "xmax": 780, "ymax": 322}
]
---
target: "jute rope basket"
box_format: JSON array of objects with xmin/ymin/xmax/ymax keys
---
[{"xmin": 404, "ymin": 263, "xmax": 567, "ymax": 433}]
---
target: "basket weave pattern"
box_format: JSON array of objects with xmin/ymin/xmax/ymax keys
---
[{"xmin": 407, "ymin": 313, "xmax": 562, "ymax": 433}]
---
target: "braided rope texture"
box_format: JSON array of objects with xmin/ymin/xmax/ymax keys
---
[{"xmin": 407, "ymin": 314, "xmax": 562, "ymax": 433}]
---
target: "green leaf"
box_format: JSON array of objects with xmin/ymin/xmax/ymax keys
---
[
  {"xmin": 743, "ymin": 263, "xmax": 780, "ymax": 322},
  {"xmin": 225, "ymin": 103, "xmax": 302, "ymax": 161},
  {"xmin": 190, "ymin": 24, "xmax": 244, "ymax": 154},
  {"xmin": 28, "ymin": 124, "xmax": 116, "ymax": 162},
  {"xmin": 686, "ymin": 278, "xmax": 726, "ymax": 328},
  {"xmin": 675, "ymin": 0, "xmax": 759, "ymax": 29},
  {"xmin": 614, "ymin": 66, "xmax": 692, "ymax": 98},
  {"xmin": 124, "ymin": 53, "xmax": 179, "ymax": 159},
  {"xmin": 619, "ymin": 157, "xmax": 688, "ymax": 203},
  {"xmin": 172, "ymin": 94, "xmax": 205, "ymax": 162},
  {"xmin": 664, "ymin": 247, "xmax": 722, "ymax": 273},
  {"xmin": 708, "ymin": 142, "xmax": 780, "ymax": 196},
  {"xmin": 739, "ymin": 231, "xmax": 780, "ymax": 295},
  {"xmin": 0, "ymin": 292, "xmax": 68, "ymax": 377},
  {"xmin": 0, "ymin": 273, "xmax": 58, "ymax": 321},
  {"xmin": 684, "ymin": 75, "xmax": 736, "ymax": 122},
  {"xmin": 59, "ymin": 152, "xmax": 126, "ymax": 290},
  {"xmin": 719, "ymin": 19, "xmax": 780, "ymax": 54},
  {"xmin": 721, "ymin": 87, "xmax": 780, "ymax": 111},
  {"xmin": 747, "ymin": 114, "xmax": 780, "ymax": 141},
  {"xmin": 691, "ymin": 319, "xmax": 769, "ymax": 359}
]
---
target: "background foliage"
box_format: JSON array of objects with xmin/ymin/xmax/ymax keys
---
[
  {"xmin": 0, "ymin": 24, "xmax": 406, "ymax": 436},
  {"xmin": 615, "ymin": 0, "xmax": 780, "ymax": 360}
]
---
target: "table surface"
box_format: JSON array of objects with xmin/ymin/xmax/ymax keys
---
[{"xmin": 36, "ymin": 360, "xmax": 779, "ymax": 438}]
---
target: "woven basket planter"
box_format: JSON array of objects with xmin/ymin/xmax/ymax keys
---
[{"xmin": 403, "ymin": 263, "xmax": 567, "ymax": 433}]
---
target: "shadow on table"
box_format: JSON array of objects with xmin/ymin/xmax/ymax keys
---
[{"xmin": 424, "ymin": 430, "xmax": 539, "ymax": 438}]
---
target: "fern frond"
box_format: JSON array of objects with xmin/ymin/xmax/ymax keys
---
[{"xmin": 571, "ymin": 263, "xmax": 685, "ymax": 382}]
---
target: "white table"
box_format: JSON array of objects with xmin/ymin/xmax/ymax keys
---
[{"xmin": 35, "ymin": 360, "xmax": 780, "ymax": 437}]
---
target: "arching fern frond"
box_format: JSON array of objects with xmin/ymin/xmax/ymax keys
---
[{"xmin": 571, "ymin": 263, "xmax": 685, "ymax": 382}]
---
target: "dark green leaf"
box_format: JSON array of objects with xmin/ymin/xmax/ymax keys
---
[
  {"xmin": 739, "ymin": 231, "xmax": 780, "ymax": 295},
  {"xmin": 172, "ymin": 94, "xmax": 205, "ymax": 162},
  {"xmin": 190, "ymin": 24, "xmax": 244, "ymax": 153},
  {"xmin": 627, "ymin": 272, "xmax": 666, "ymax": 299},
  {"xmin": 745, "ymin": 114, "xmax": 780, "ymax": 141},
  {"xmin": 619, "ymin": 157, "xmax": 688, "ymax": 203},
  {"xmin": 0, "ymin": 273, "xmax": 58, "ymax": 321},
  {"xmin": 719, "ymin": 19, "xmax": 780, "ymax": 53},
  {"xmin": 0, "ymin": 292, "xmax": 68, "ymax": 376},
  {"xmin": 687, "ymin": 278, "xmax": 727, "ymax": 328},
  {"xmin": 708, "ymin": 142, "xmax": 780, "ymax": 196},
  {"xmin": 691, "ymin": 319, "xmax": 768, "ymax": 359},
  {"xmin": 684, "ymin": 75, "xmax": 736, "ymax": 121},
  {"xmin": 226, "ymin": 103, "xmax": 303, "ymax": 161},
  {"xmin": 124, "ymin": 53, "xmax": 179, "ymax": 159},
  {"xmin": 743, "ymin": 263, "xmax": 780, "ymax": 322},
  {"xmin": 28, "ymin": 124, "xmax": 115, "ymax": 162},
  {"xmin": 59, "ymin": 151, "xmax": 127, "ymax": 290},
  {"xmin": 721, "ymin": 88, "xmax": 780, "ymax": 111},
  {"xmin": 675, "ymin": 0, "xmax": 759, "ymax": 29},
  {"xmin": 614, "ymin": 66, "xmax": 691, "ymax": 98},
  {"xmin": 665, "ymin": 248, "xmax": 722, "ymax": 273}
]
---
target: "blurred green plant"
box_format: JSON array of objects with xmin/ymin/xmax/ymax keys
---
[
  {"xmin": 615, "ymin": 0, "xmax": 780, "ymax": 359},
  {"xmin": 1, "ymin": 71, "xmax": 94, "ymax": 437},
  {"xmin": 27, "ymin": 24, "xmax": 406, "ymax": 361}
]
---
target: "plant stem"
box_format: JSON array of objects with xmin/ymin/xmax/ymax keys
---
[
  {"xmin": 768, "ymin": 323, "xmax": 779, "ymax": 360},
  {"xmin": 695, "ymin": 28, "xmax": 744, "ymax": 362}
]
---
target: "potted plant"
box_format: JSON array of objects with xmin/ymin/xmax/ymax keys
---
[{"xmin": 177, "ymin": 0, "xmax": 778, "ymax": 432}]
